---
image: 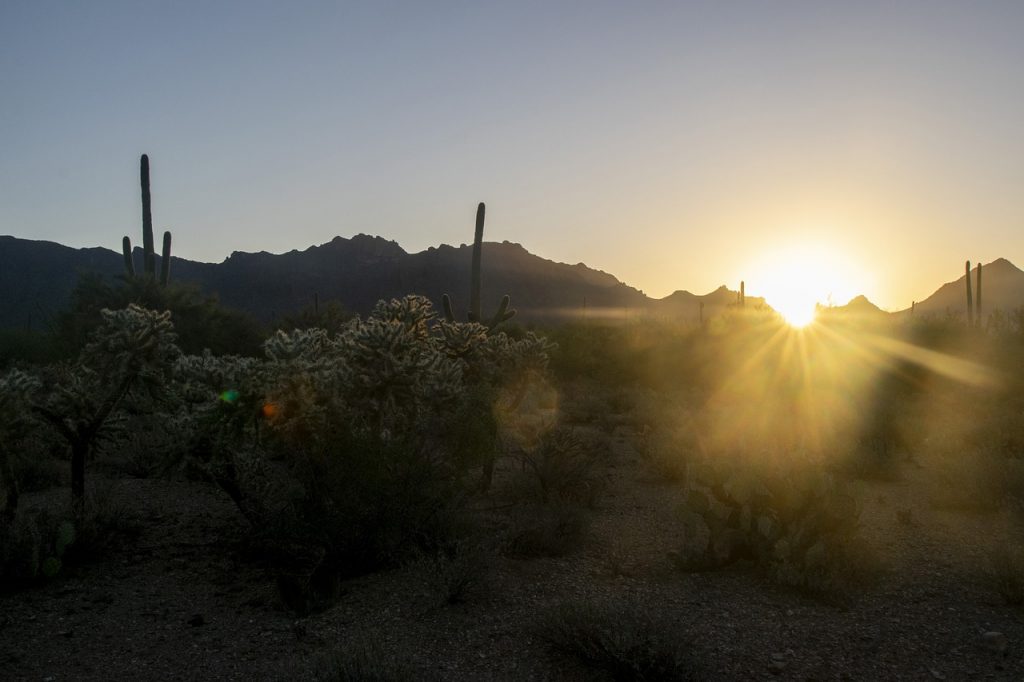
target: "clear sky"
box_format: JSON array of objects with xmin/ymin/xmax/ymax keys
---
[{"xmin": 3, "ymin": 1, "xmax": 1023, "ymax": 310}]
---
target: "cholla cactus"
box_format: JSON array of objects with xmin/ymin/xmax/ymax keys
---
[
  {"xmin": 32, "ymin": 304, "xmax": 181, "ymax": 521},
  {"xmin": 179, "ymin": 295, "xmax": 554, "ymax": 591},
  {"xmin": 263, "ymin": 328, "xmax": 335, "ymax": 363}
]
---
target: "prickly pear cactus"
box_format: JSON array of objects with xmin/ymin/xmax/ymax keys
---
[{"xmin": 673, "ymin": 451, "xmax": 861, "ymax": 590}]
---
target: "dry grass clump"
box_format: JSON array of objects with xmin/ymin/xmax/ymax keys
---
[
  {"xmin": 412, "ymin": 538, "xmax": 494, "ymax": 606},
  {"xmin": 299, "ymin": 637, "xmax": 419, "ymax": 682},
  {"xmin": 539, "ymin": 599, "xmax": 700, "ymax": 681}
]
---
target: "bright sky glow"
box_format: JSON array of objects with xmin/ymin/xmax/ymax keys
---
[{"xmin": 2, "ymin": 2, "xmax": 1023, "ymax": 311}]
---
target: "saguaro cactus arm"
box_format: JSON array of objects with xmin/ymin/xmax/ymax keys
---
[
  {"xmin": 488, "ymin": 294, "xmax": 516, "ymax": 328},
  {"xmin": 442, "ymin": 294, "xmax": 457, "ymax": 323},
  {"xmin": 122, "ymin": 236, "xmax": 135, "ymax": 277},
  {"xmin": 160, "ymin": 231, "xmax": 172, "ymax": 286}
]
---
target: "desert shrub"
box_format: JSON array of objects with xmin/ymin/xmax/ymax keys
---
[
  {"xmin": 0, "ymin": 507, "xmax": 72, "ymax": 586},
  {"xmin": 540, "ymin": 599, "xmax": 699, "ymax": 681},
  {"xmin": 0, "ymin": 328, "xmax": 59, "ymax": 367},
  {"xmin": 547, "ymin": 322, "xmax": 639, "ymax": 386},
  {"xmin": 0, "ymin": 482, "xmax": 133, "ymax": 587},
  {"xmin": 412, "ymin": 537, "xmax": 494, "ymax": 606},
  {"xmin": 990, "ymin": 544, "xmax": 1024, "ymax": 606},
  {"xmin": 672, "ymin": 448, "xmax": 869, "ymax": 596},
  {"xmin": 503, "ymin": 503, "xmax": 589, "ymax": 558},
  {"xmin": 178, "ymin": 296, "xmax": 553, "ymax": 607},
  {"xmin": 53, "ymin": 273, "xmax": 263, "ymax": 358},
  {"xmin": 505, "ymin": 424, "xmax": 607, "ymax": 506}
]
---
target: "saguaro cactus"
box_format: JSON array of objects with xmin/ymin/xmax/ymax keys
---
[
  {"xmin": 141, "ymin": 154, "xmax": 155, "ymax": 274},
  {"xmin": 975, "ymin": 261, "xmax": 982, "ymax": 328},
  {"xmin": 965, "ymin": 260, "xmax": 973, "ymax": 327},
  {"xmin": 739, "ymin": 281, "xmax": 746, "ymax": 308},
  {"xmin": 122, "ymin": 154, "xmax": 173, "ymax": 285},
  {"xmin": 160, "ymin": 231, "xmax": 172, "ymax": 286},
  {"xmin": 442, "ymin": 203, "xmax": 516, "ymax": 330}
]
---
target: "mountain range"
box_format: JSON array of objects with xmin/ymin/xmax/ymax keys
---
[{"xmin": 0, "ymin": 234, "xmax": 1021, "ymax": 330}]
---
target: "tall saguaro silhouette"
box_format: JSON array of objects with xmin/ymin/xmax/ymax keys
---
[
  {"xmin": 975, "ymin": 261, "xmax": 983, "ymax": 328},
  {"xmin": 122, "ymin": 154, "xmax": 173, "ymax": 285},
  {"xmin": 965, "ymin": 260, "xmax": 973, "ymax": 327},
  {"xmin": 442, "ymin": 203, "xmax": 516, "ymax": 330}
]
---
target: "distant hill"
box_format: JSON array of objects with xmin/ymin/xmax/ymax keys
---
[
  {"xmin": 6, "ymin": 234, "xmax": 1020, "ymax": 331},
  {"xmin": 0, "ymin": 234, "xmax": 749, "ymax": 329},
  {"xmin": 900, "ymin": 258, "xmax": 1024, "ymax": 319},
  {"xmin": 817, "ymin": 294, "xmax": 887, "ymax": 317},
  {"xmin": 648, "ymin": 285, "xmax": 766, "ymax": 322}
]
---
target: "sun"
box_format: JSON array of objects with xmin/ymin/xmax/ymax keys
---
[
  {"xmin": 744, "ymin": 243, "xmax": 865, "ymax": 328},
  {"xmin": 775, "ymin": 295, "xmax": 818, "ymax": 328}
]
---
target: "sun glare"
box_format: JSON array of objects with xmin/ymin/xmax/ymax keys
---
[{"xmin": 746, "ymin": 243, "xmax": 866, "ymax": 328}]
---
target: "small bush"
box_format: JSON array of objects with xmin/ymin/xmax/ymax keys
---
[
  {"xmin": 507, "ymin": 426, "xmax": 607, "ymax": 506},
  {"xmin": 413, "ymin": 538, "xmax": 493, "ymax": 606},
  {"xmin": 540, "ymin": 599, "xmax": 699, "ymax": 681}
]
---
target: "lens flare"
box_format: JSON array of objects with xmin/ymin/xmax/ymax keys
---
[{"xmin": 219, "ymin": 389, "xmax": 240, "ymax": 403}]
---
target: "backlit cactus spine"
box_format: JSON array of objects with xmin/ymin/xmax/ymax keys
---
[
  {"xmin": 442, "ymin": 202, "xmax": 516, "ymax": 330},
  {"xmin": 122, "ymin": 154, "xmax": 172, "ymax": 285}
]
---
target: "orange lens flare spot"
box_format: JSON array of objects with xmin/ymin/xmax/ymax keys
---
[{"xmin": 261, "ymin": 403, "xmax": 278, "ymax": 419}]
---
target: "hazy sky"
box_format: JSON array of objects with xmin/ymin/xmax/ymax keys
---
[{"xmin": 3, "ymin": 1, "xmax": 1023, "ymax": 310}]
